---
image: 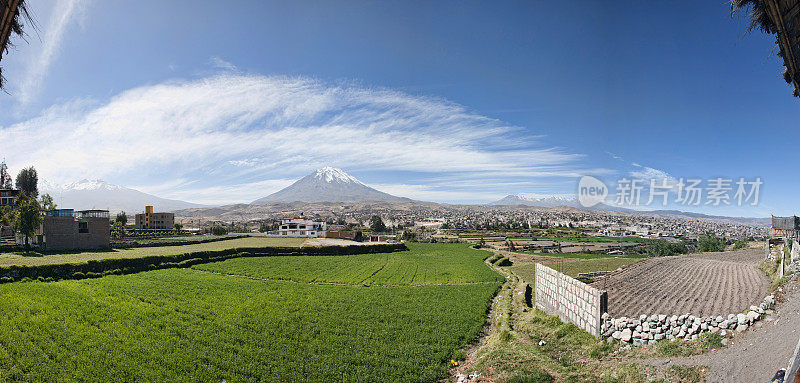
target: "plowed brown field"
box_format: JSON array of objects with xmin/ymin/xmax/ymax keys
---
[{"xmin": 591, "ymin": 248, "xmax": 769, "ymax": 317}]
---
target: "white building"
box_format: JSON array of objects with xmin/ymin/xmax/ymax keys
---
[{"xmin": 278, "ymin": 217, "xmax": 326, "ymax": 237}]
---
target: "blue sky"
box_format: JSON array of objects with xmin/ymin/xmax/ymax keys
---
[{"xmin": 0, "ymin": 0, "xmax": 797, "ymax": 216}]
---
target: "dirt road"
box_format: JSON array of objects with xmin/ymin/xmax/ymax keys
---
[{"xmin": 652, "ymin": 279, "xmax": 800, "ymax": 382}]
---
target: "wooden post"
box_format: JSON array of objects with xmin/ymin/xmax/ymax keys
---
[{"xmin": 781, "ymin": 247, "xmax": 785, "ymax": 280}]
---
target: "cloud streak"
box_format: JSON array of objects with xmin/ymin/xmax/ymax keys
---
[
  {"xmin": 18, "ymin": 0, "xmax": 87, "ymax": 106},
  {"xmin": 2, "ymin": 73, "xmax": 604, "ymax": 203}
]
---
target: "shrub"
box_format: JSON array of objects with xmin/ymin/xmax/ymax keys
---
[
  {"xmin": 0, "ymin": 277, "xmax": 13, "ymax": 283},
  {"xmin": 495, "ymin": 257, "xmax": 513, "ymax": 267},
  {"xmin": 72, "ymin": 272, "xmax": 86, "ymax": 279},
  {"xmin": 499, "ymin": 330, "xmax": 513, "ymax": 342},
  {"xmin": 452, "ymin": 349, "xmax": 467, "ymax": 361}
]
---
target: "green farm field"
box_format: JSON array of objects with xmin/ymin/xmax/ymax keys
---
[
  {"xmin": 194, "ymin": 242, "xmax": 503, "ymax": 285},
  {"xmin": 509, "ymin": 257, "xmax": 642, "ymax": 285},
  {"xmin": 0, "ymin": 237, "xmax": 306, "ymax": 267},
  {"xmin": 0, "ymin": 243, "xmax": 501, "ymax": 382},
  {"xmin": 112, "ymin": 235, "xmax": 230, "ymax": 244}
]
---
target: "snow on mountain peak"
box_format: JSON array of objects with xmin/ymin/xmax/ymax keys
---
[
  {"xmin": 512, "ymin": 194, "xmax": 574, "ymax": 202},
  {"xmin": 313, "ymin": 167, "xmax": 362, "ymax": 184},
  {"xmin": 60, "ymin": 179, "xmax": 124, "ymax": 191}
]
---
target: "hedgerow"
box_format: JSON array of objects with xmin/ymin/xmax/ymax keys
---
[{"xmin": 0, "ymin": 243, "xmax": 408, "ymax": 283}]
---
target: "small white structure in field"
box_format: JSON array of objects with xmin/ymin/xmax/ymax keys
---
[{"xmin": 278, "ymin": 217, "xmax": 326, "ymax": 237}]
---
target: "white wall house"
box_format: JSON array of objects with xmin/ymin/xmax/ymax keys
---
[{"xmin": 278, "ymin": 218, "xmax": 326, "ymax": 237}]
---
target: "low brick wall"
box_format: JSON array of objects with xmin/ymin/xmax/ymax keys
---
[{"xmin": 535, "ymin": 263, "xmax": 608, "ymax": 337}]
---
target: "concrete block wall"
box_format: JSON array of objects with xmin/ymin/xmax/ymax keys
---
[{"xmin": 535, "ymin": 263, "xmax": 608, "ymax": 337}]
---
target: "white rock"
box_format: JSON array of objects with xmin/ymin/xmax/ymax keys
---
[{"xmin": 737, "ymin": 313, "xmax": 747, "ymax": 325}]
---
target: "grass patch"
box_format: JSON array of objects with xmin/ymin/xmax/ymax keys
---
[
  {"xmin": 509, "ymin": 257, "xmax": 642, "ymax": 285},
  {"xmin": 665, "ymin": 365, "xmax": 704, "ymax": 382},
  {"xmin": 542, "ymin": 258, "xmax": 640, "ymax": 278},
  {"xmin": 193, "ymin": 243, "xmax": 503, "ymax": 285},
  {"xmin": 505, "ymin": 369, "xmax": 554, "ymax": 383},
  {"xmin": 654, "ymin": 334, "xmax": 723, "ymax": 358},
  {"xmin": 525, "ymin": 252, "xmax": 647, "ymax": 260}
]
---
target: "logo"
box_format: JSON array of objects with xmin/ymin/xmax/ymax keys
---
[{"xmin": 577, "ymin": 175, "xmax": 608, "ymax": 207}]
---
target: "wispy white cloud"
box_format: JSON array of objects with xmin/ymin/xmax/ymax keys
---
[
  {"xmin": 629, "ymin": 163, "xmax": 676, "ymax": 183},
  {"xmin": 209, "ymin": 56, "xmax": 237, "ymax": 71},
  {"xmin": 18, "ymin": 0, "xmax": 88, "ymax": 106},
  {"xmin": 1, "ymin": 73, "xmax": 605, "ymax": 204}
]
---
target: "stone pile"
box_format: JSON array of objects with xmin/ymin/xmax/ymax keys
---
[{"xmin": 601, "ymin": 294, "xmax": 775, "ymax": 346}]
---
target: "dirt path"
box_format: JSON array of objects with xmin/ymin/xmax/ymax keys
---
[{"xmin": 650, "ymin": 279, "xmax": 800, "ymax": 382}]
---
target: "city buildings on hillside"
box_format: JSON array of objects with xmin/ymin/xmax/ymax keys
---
[
  {"xmin": 278, "ymin": 217, "xmax": 326, "ymax": 237},
  {"xmin": 17, "ymin": 209, "xmax": 110, "ymax": 251},
  {"xmin": 0, "ymin": 189, "xmax": 19, "ymax": 207},
  {"xmin": 135, "ymin": 206, "xmax": 175, "ymax": 229}
]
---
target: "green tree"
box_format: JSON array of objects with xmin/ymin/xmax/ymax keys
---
[
  {"xmin": 174, "ymin": 223, "xmax": 183, "ymax": 231},
  {"xmin": 369, "ymin": 215, "xmax": 387, "ymax": 233},
  {"xmin": 698, "ymin": 231, "xmax": 725, "ymax": 252},
  {"xmin": 15, "ymin": 167, "xmax": 38, "ymax": 197},
  {"xmin": 732, "ymin": 238, "xmax": 749, "ymax": 250},
  {"xmin": 12, "ymin": 193, "xmax": 42, "ymax": 250},
  {"xmin": 647, "ymin": 239, "xmax": 688, "ymax": 257},
  {"xmin": 115, "ymin": 211, "xmax": 128, "ymax": 225},
  {"xmin": 210, "ymin": 226, "xmax": 228, "ymax": 236},
  {"xmin": 401, "ymin": 230, "xmax": 416, "ymax": 242},
  {"xmin": 111, "ymin": 221, "xmax": 126, "ymax": 240},
  {"xmin": 39, "ymin": 193, "xmax": 57, "ymax": 210},
  {"xmin": 0, "ymin": 160, "xmax": 11, "ymax": 189}
]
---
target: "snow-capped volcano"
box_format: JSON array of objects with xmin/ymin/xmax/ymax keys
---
[
  {"xmin": 53, "ymin": 179, "xmax": 124, "ymax": 191},
  {"xmin": 312, "ymin": 166, "xmax": 363, "ymax": 184},
  {"xmin": 251, "ymin": 167, "xmax": 409, "ymax": 203},
  {"xmin": 40, "ymin": 179, "xmax": 200, "ymax": 214}
]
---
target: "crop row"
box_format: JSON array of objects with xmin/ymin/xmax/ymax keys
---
[
  {"xmin": 0, "ymin": 268, "xmax": 499, "ymax": 382},
  {"xmin": 193, "ymin": 243, "xmax": 504, "ymax": 285}
]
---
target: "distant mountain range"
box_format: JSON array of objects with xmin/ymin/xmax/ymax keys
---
[
  {"xmin": 490, "ymin": 194, "xmax": 769, "ymax": 226},
  {"xmin": 491, "ymin": 194, "xmax": 628, "ymax": 212},
  {"xmin": 40, "ymin": 179, "xmax": 201, "ymax": 214},
  {"xmin": 251, "ymin": 167, "xmax": 410, "ymax": 204}
]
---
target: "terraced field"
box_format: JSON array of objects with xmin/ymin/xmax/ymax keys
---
[
  {"xmin": 194, "ymin": 243, "xmax": 503, "ymax": 285},
  {"xmin": 0, "ymin": 243, "xmax": 501, "ymax": 381},
  {"xmin": 591, "ymin": 248, "xmax": 770, "ymax": 317}
]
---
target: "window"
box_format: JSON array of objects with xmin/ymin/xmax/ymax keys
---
[{"xmin": 78, "ymin": 222, "xmax": 89, "ymax": 233}]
